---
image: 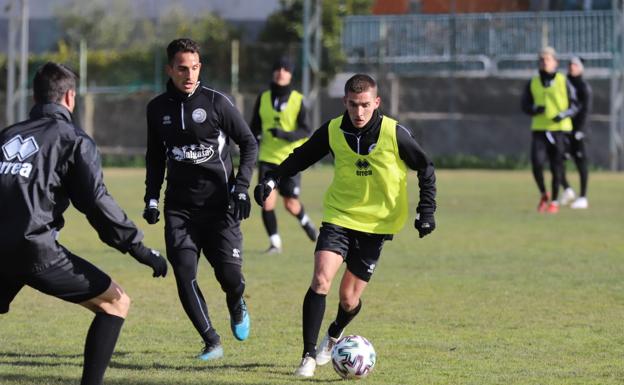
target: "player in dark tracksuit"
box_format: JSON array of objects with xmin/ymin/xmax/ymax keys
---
[
  {"xmin": 142, "ymin": 39, "xmax": 257, "ymax": 360},
  {"xmin": 560, "ymin": 56, "xmax": 593, "ymax": 209},
  {"xmin": 0, "ymin": 62, "xmax": 167, "ymax": 385}
]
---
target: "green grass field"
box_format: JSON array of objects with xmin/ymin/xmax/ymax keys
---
[{"xmin": 1, "ymin": 167, "xmax": 623, "ymax": 385}]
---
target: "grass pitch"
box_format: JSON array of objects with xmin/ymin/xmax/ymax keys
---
[{"xmin": 1, "ymin": 167, "xmax": 623, "ymax": 385}]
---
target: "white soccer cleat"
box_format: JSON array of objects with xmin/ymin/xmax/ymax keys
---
[
  {"xmin": 315, "ymin": 333, "xmax": 342, "ymax": 366},
  {"xmin": 570, "ymin": 197, "xmax": 588, "ymax": 209},
  {"xmin": 294, "ymin": 354, "xmax": 316, "ymax": 377},
  {"xmin": 559, "ymin": 187, "xmax": 576, "ymax": 206}
]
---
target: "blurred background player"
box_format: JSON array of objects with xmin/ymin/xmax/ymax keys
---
[
  {"xmin": 250, "ymin": 57, "xmax": 317, "ymax": 253},
  {"xmin": 521, "ymin": 46, "xmax": 579, "ymax": 213},
  {"xmin": 559, "ymin": 56, "xmax": 593, "ymax": 209},
  {"xmin": 254, "ymin": 73, "xmax": 436, "ymax": 377},
  {"xmin": 0, "ymin": 62, "xmax": 168, "ymax": 385},
  {"xmin": 142, "ymin": 38, "xmax": 256, "ymax": 360}
]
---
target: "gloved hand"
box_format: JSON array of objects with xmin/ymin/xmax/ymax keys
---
[
  {"xmin": 574, "ymin": 131, "xmax": 585, "ymax": 140},
  {"xmin": 552, "ymin": 113, "xmax": 565, "ymax": 122},
  {"xmin": 128, "ymin": 242, "xmax": 168, "ymax": 277},
  {"xmin": 143, "ymin": 199, "xmax": 160, "ymax": 224},
  {"xmin": 268, "ymin": 128, "xmax": 290, "ymax": 140},
  {"xmin": 414, "ymin": 209, "xmax": 436, "ymax": 238},
  {"xmin": 231, "ymin": 186, "xmax": 251, "ymax": 220},
  {"xmin": 533, "ymin": 105, "xmax": 545, "ymax": 115},
  {"xmin": 254, "ymin": 177, "xmax": 276, "ymax": 206}
]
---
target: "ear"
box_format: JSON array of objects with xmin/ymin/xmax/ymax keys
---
[
  {"xmin": 166, "ymin": 64, "xmax": 173, "ymax": 77},
  {"xmin": 374, "ymin": 96, "xmax": 381, "ymax": 108},
  {"xmin": 63, "ymin": 88, "xmax": 76, "ymax": 112},
  {"xmin": 342, "ymin": 96, "xmax": 347, "ymax": 107}
]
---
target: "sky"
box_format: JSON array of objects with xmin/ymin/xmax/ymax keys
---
[{"xmin": 1, "ymin": 0, "xmax": 281, "ymax": 20}]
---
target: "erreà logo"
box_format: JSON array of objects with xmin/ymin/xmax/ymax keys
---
[
  {"xmin": 3, "ymin": 135, "xmax": 39, "ymax": 161},
  {"xmin": 1, "ymin": 135, "xmax": 38, "ymax": 178},
  {"xmin": 355, "ymin": 158, "xmax": 372, "ymax": 176}
]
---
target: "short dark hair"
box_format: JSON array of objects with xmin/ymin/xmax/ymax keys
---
[
  {"xmin": 33, "ymin": 62, "xmax": 78, "ymax": 104},
  {"xmin": 344, "ymin": 74, "xmax": 377, "ymax": 95},
  {"xmin": 167, "ymin": 38, "xmax": 201, "ymax": 64}
]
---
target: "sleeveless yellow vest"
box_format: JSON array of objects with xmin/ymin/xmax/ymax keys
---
[
  {"xmin": 258, "ymin": 90, "xmax": 308, "ymax": 164},
  {"xmin": 530, "ymin": 73, "xmax": 573, "ymax": 132},
  {"xmin": 323, "ymin": 115, "xmax": 408, "ymax": 234}
]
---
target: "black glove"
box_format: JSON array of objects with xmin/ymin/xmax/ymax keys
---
[
  {"xmin": 533, "ymin": 105, "xmax": 545, "ymax": 115},
  {"xmin": 268, "ymin": 128, "xmax": 292, "ymax": 141},
  {"xmin": 414, "ymin": 209, "xmax": 436, "ymax": 238},
  {"xmin": 128, "ymin": 242, "xmax": 168, "ymax": 277},
  {"xmin": 552, "ymin": 113, "xmax": 565, "ymax": 123},
  {"xmin": 254, "ymin": 177, "xmax": 276, "ymax": 206},
  {"xmin": 143, "ymin": 206, "xmax": 160, "ymax": 224},
  {"xmin": 231, "ymin": 186, "xmax": 251, "ymax": 220}
]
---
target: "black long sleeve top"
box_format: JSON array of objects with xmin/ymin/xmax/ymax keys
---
[
  {"xmin": 144, "ymin": 80, "xmax": 257, "ymax": 210},
  {"xmin": 272, "ymin": 109, "xmax": 437, "ymax": 214}
]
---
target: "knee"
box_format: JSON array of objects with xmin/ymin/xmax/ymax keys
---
[
  {"xmin": 100, "ymin": 291, "xmax": 131, "ymax": 319},
  {"xmin": 216, "ymin": 265, "xmax": 244, "ymax": 293},
  {"xmin": 310, "ymin": 275, "xmax": 331, "ymax": 295},
  {"xmin": 283, "ymin": 198, "xmax": 299, "ymax": 213},
  {"xmin": 339, "ymin": 295, "xmax": 360, "ymax": 312},
  {"xmin": 108, "ymin": 292, "xmax": 131, "ymax": 318}
]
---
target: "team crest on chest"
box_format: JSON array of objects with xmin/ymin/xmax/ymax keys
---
[{"xmin": 192, "ymin": 108, "xmax": 207, "ymax": 123}]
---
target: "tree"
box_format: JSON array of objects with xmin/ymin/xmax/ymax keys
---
[
  {"xmin": 55, "ymin": 0, "xmax": 136, "ymax": 49},
  {"xmin": 259, "ymin": 0, "xmax": 373, "ymax": 80}
]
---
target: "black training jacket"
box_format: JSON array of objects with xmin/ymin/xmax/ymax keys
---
[
  {"xmin": 567, "ymin": 74, "xmax": 593, "ymax": 134},
  {"xmin": 144, "ymin": 81, "xmax": 257, "ymax": 210},
  {"xmin": 0, "ymin": 103, "xmax": 143, "ymax": 273},
  {"xmin": 274, "ymin": 109, "xmax": 437, "ymax": 214}
]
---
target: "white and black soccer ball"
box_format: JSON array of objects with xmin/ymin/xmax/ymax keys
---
[{"xmin": 331, "ymin": 335, "xmax": 376, "ymax": 379}]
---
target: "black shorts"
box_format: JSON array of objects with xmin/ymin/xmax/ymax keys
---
[
  {"xmin": 258, "ymin": 161, "xmax": 301, "ymax": 198},
  {"xmin": 0, "ymin": 249, "xmax": 112, "ymax": 313},
  {"xmin": 314, "ymin": 222, "xmax": 391, "ymax": 282},
  {"xmin": 165, "ymin": 208, "xmax": 243, "ymax": 268}
]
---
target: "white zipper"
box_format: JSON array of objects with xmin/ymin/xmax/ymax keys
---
[{"xmin": 180, "ymin": 102, "xmax": 185, "ymax": 130}]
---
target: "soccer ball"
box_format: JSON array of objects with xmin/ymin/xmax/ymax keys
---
[{"xmin": 331, "ymin": 335, "xmax": 376, "ymax": 379}]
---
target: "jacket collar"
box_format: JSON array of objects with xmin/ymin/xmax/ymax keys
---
[
  {"xmin": 29, "ymin": 103, "xmax": 72, "ymax": 122},
  {"xmin": 340, "ymin": 109, "xmax": 381, "ymax": 136},
  {"xmin": 166, "ymin": 79, "xmax": 201, "ymax": 102}
]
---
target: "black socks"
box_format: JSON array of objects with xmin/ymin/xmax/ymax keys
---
[
  {"xmin": 80, "ymin": 312, "xmax": 124, "ymax": 385},
  {"xmin": 261, "ymin": 209, "xmax": 278, "ymax": 236},
  {"xmin": 328, "ymin": 300, "xmax": 362, "ymax": 338},
  {"xmin": 302, "ymin": 288, "xmax": 326, "ymax": 357}
]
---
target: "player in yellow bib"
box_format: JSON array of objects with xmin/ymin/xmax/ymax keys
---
[
  {"xmin": 250, "ymin": 57, "xmax": 317, "ymax": 253},
  {"xmin": 254, "ymin": 74, "xmax": 437, "ymax": 377},
  {"xmin": 521, "ymin": 47, "xmax": 579, "ymax": 213}
]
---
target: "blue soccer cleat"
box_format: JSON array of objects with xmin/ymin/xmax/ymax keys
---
[
  {"xmin": 197, "ymin": 342, "xmax": 224, "ymax": 361},
  {"xmin": 230, "ymin": 298, "xmax": 250, "ymax": 341}
]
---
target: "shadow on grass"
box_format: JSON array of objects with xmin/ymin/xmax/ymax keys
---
[
  {"xmin": 0, "ymin": 351, "xmax": 343, "ymax": 384},
  {"xmin": 0, "ymin": 373, "xmax": 173, "ymax": 385},
  {"xmin": 0, "ymin": 372, "xmax": 341, "ymax": 385}
]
